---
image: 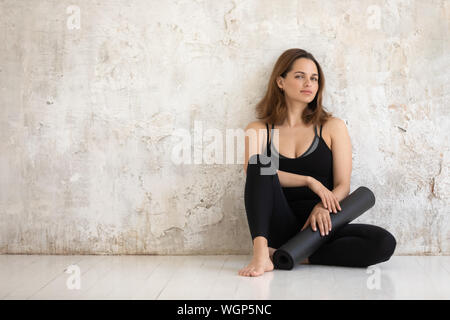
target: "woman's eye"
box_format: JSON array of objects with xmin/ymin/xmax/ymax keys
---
[{"xmin": 295, "ymin": 76, "xmax": 318, "ymax": 81}]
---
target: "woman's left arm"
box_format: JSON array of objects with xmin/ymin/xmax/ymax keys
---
[
  {"xmin": 330, "ymin": 118, "xmax": 352, "ymax": 202},
  {"xmin": 305, "ymin": 119, "xmax": 352, "ymax": 234}
]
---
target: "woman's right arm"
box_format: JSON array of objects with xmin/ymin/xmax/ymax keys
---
[
  {"xmin": 243, "ymin": 121, "xmax": 266, "ymax": 175},
  {"xmin": 276, "ymin": 170, "xmax": 311, "ymax": 188}
]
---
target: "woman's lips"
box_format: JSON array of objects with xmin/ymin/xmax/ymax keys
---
[{"xmin": 301, "ymin": 90, "xmax": 312, "ymax": 94}]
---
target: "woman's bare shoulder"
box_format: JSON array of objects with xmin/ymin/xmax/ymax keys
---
[
  {"xmin": 245, "ymin": 120, "xmax": 267, "ymax": 131},
  {"xmin": 325, "ymin": 116, "xmax": 347, "ymax": 130},
  {"xmin": 324, "ymin": 116, "xmax": 348, "ymax": 145}
]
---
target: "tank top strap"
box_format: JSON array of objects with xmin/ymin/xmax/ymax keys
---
[
  {"xmin": 320, "ymin": 124, "xmax": 323, "ymax": 138},
  {"xmin": 265, "ymin": 123, "xmax": 275, "ymax": 157},
  {"xmin": 270, "ymin": 123, "xmax": 274, "ymax": 146}
]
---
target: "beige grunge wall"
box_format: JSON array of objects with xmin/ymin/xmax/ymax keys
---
[{"xmin": 0, "ymin": 0, "xmax": 448, "ymax": 255}]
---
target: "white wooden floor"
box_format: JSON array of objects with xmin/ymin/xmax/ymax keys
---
[{"xmin": 1, "ymin": 254, "xmax": 449, "ymax": 300}]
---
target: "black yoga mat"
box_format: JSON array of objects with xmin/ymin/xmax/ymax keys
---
[{"xmin": 273, "ymin": 186, "xmax": 376, "ymax": 270}]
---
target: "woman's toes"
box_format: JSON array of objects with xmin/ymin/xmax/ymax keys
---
[
  {"xmin": 239, "ymin": 256, "xmax": 272, "ymax": 277},
  {"xmin": 250, "ymin": 268, "xmax": 262, "ymax": 277}
]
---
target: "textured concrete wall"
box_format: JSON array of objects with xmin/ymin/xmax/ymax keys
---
[{"xmin": 0, "ymin": 0, "xmax": 448, "ymax": 255}]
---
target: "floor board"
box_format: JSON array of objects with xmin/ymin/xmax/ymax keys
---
[{"xmin": 0, "ymin": 255, "xmax": 448, "ymax": 300}]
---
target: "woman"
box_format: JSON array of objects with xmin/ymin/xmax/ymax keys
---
[{"xmin": 239, "ymin": 48, "xmax": 396, "ymax": 277}]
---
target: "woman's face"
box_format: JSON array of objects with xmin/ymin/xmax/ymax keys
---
[{"xmin": 278, "ymin": 58, "xmax": 319, "ymax": 103}]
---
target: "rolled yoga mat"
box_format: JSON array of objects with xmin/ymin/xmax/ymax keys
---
[{"xmin": 273, "ymin": 186, "xmax": 376, "ymax": 270}]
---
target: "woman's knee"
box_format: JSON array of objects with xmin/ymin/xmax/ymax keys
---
[
  {"xmin": 385, "ymin": 231, "xmax": 397, "ymax": 257},
  {"xmin": 361, "ymin": 226, "xmax": 396, "ymax": 267},
  {"xmin": 376, "ymin": 229, "xmax": 397, "ymax": 262}
]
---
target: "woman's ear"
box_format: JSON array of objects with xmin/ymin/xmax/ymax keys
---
[{"xmin": 276, "ymin": 76, "xmax": 284, "ymax": 90}]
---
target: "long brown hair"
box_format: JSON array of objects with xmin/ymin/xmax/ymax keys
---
[{"xmin": 255, "ymin": 48, "xmax": 333, "ymax": 126}]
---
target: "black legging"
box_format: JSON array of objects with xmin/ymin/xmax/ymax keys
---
[{"xmin": 244, "ymin": 156, "xmax": 397, "ymax": 268}]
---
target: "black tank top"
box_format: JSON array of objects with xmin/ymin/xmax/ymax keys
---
[{"xmin": 264, "ymin": 122, "xmax": 334, "ymax": 215}]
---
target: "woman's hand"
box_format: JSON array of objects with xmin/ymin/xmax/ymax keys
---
[
  {"xmin": 307, "ymin": 177, "xmax": 342, "ymax": 214},
  {"xmin": 301, "ymin": 203, "xmax": 333, "ymax": 236}
]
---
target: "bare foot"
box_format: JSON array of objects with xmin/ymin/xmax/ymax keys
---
[
  {"xmin": 238, "ymin": 255, "xmax": 274, "ymax": 277},
  {"xmin": 268, "ymin": 247, "xmax": 276, "ymax": 261}
]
